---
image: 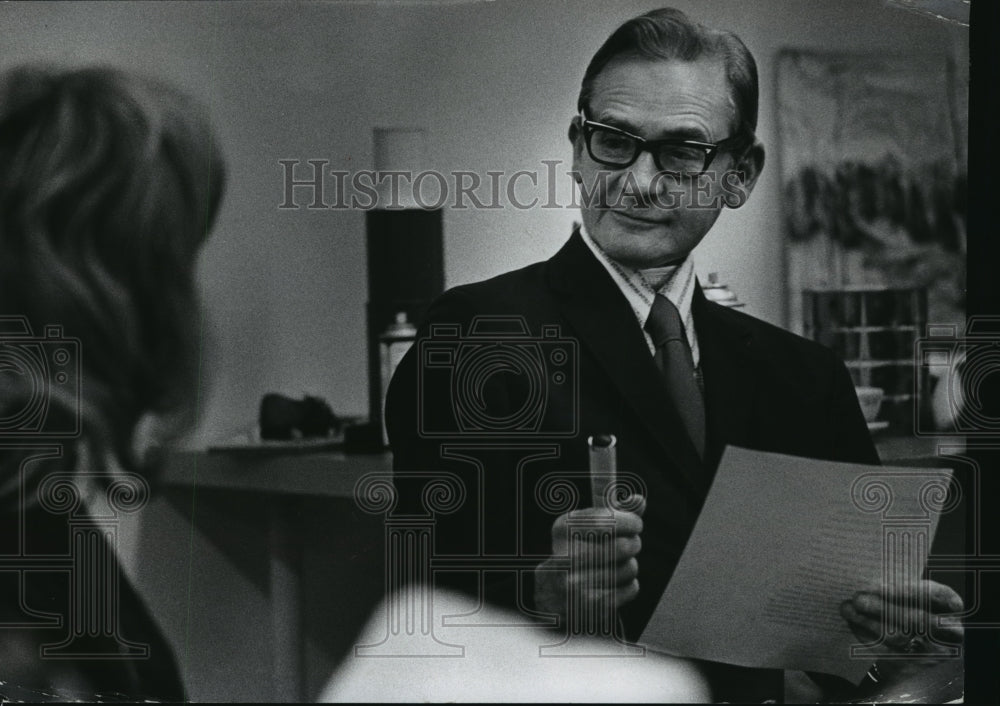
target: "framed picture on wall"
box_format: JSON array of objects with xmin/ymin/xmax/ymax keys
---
[{"xmin": 776, "ymin": 49, "xmax": 967, "ymax": 335}]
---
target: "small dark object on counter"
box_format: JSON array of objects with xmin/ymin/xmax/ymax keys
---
[{"xmin": 259, "ymin": 393, "xmax": 341, "ymax": 440}]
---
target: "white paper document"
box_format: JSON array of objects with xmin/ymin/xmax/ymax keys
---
[{"xmin": 639, "ymin": 446, "xmax": 953, "ymax": 683}]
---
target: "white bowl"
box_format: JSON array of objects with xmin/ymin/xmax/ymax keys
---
[{"xmin": 855, "ymin": 386, "xmax": 885, "ymax": 423}]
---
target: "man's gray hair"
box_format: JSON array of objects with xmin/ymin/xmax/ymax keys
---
[{"xmin": 577, "ymin": 7, "xmax": 759, "ymax": 140}]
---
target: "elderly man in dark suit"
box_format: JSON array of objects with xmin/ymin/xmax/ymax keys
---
[{"xmin": 386, "ymin": 7, "xmax": 962, "ymax": 701}]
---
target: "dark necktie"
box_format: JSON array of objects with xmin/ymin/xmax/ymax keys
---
[{"xmin": 644, "ymin": 294, "xmax": 705, "ymax": 459}]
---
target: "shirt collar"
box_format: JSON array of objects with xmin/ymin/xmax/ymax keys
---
[{"xmin": 577, "ymin": 221, "xmax": 700, "ymax": 365}]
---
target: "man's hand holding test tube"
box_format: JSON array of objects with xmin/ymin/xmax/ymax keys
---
[{"xmin": 533, "ymin": 434, "xmax": 647, "ymax": 623}]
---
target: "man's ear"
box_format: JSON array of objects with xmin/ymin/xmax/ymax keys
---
[
  {"xmin": 568, "ymin": 115, "xmax": 585, "ymax": 174},
  {"xmin": 724, "ymin": 140, "xmax": 765, "ymax": 209},
  {"xmin": 568, "ymin": 114, "xmax": 582, "ymax": 144}
]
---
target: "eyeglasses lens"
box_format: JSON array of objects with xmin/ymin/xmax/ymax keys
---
[{"xmin": 588, "ymin": 126, "xmax": 707, "ymax": 173}]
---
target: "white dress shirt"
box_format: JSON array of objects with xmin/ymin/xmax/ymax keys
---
[{"xmin": 578, "ymin": 222, "xmax": 700, "ymax": 366}]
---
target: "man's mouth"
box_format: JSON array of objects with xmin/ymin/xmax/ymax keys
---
[{"xmin": 611, "ymin": 209, "xmax": 668, "ymax": 226}]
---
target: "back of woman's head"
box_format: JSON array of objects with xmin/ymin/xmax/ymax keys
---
[{"xmin": 0, "ymin": 65, "xmax": 226, "ymax": 483}]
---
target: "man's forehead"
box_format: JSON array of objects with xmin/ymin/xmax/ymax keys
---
[{"xmin": 587, "ymin": 55, "xmax": 735, "ymax": 134}]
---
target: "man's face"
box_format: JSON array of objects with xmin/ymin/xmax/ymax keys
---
[{"xmin": 570, "ymin": 56, "xmax": 756, "ymax": 268}]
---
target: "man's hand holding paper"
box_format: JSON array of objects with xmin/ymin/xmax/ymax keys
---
[
  {"xmin": 841, "ymin": 578, "xmax": 965, "ymax": 684},
  {"xmin": 639, "ymin": 446, "xmax": 963, "ymax": 689}
]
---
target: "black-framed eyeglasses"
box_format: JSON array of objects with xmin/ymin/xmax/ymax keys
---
[{"xmin": 580, "ymin": 113, "xmax": 750, "ymax": 174}]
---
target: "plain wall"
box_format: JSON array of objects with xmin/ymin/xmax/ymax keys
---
[{"xmin": 0, "ymin": 0, "xmax": 968, "ymax": 446}]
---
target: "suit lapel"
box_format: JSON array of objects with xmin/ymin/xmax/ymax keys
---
[
  {"xmin": 545, "ymin": 231, "xmax": 704, "ymax": 489},
  {"xmin": 692, "ymin": 286, "xmax": 766, "ymax": 471}
]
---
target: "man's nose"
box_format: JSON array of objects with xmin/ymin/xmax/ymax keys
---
[
  {"xmin": 633, "ymin": 148, "xmax": 660, "ymax": 181},
  {"xmin": 624, "ymin": 149, "xmax": 661, "ymax": 204}
]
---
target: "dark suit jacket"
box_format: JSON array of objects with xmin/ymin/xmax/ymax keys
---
[{"xmin": 386, "ymin": 230, "xmax": 879, "ymax": 702}]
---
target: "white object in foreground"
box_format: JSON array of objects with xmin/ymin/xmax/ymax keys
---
[{"xmin": 319, "ymin": 587, "xmax": 710, "ymax": 703}]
